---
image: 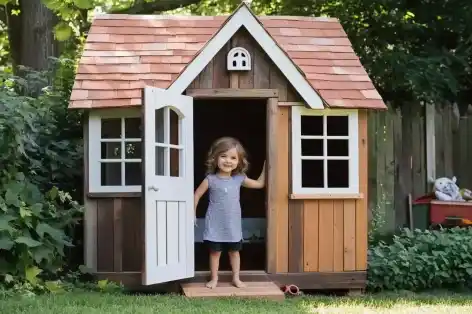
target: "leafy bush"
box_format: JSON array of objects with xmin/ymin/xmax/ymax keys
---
[
  {"xmin": 367, "ymin": 227, "xmax": 472, "ymax": 292},
  {"xmin": 0, "ymin": 59, "xmax": 85, "ymax": 294}
]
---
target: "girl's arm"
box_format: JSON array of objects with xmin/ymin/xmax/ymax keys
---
[
  {"xmin": 242, "ymin": 161, "xmax": 266, "ymax": 189},
  {"xmin": 194, "ymin": 178, "xmax": 209, "ymax": 220}
]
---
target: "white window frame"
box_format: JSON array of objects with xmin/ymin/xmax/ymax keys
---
[
  {"xmin": 227, "ymin": 47, "xmax": 251, "ymax": 71},
  {"xmin": 291, "ymin": 106, "xmax": 359, "ymax": 195},
  {"xmin": 88, "ymin": 108, "xmax": 142, "ymax": 193}
]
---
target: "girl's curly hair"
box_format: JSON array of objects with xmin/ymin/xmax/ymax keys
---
[{"xmin": 205, "ymin": 137, "xmax": 249, "ymax": 175}]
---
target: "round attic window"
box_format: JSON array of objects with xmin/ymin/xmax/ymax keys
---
[{"xmin": 227, "ymin": 47, "xmax": 251, "ymax": 71}]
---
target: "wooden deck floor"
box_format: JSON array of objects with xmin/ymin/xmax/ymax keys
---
[{"xmin": 181, "ymin": 281, "xmax": 285, "ymax": 301}]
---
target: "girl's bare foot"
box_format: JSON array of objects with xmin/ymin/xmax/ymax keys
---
[
  {"xmin": 232, "ymin": 278, "xmax": 246, "ymax": 288},
  {"xmin": 205, "ymin": 279, "xmax": 218, "ymax": 289}
]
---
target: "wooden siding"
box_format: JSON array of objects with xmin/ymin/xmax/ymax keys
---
[
  {"xmin": 188, "ymin": 28, "xmax": 302, "ymax": 102},
  {"xmin": 86, "ymin": 198, "xmax": 143, "ymax": 272},
  {"xmin": 276, "ymin": 110, "xmax": 369, "ymax": 273}
]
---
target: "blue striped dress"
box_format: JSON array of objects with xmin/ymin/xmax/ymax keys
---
[{"xmin": 203, "ymin": 174, "xmax": 246, "ymax": 243}]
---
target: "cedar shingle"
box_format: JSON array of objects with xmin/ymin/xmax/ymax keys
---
[{"xmin": 69, "ymin": 13, "xmax": 386, "ymax": 110}]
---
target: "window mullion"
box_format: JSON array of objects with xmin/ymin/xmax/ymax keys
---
[
  {"xmin": 121, "ymin": 118, "xmax": 126, "ymax": 187},
  {"xmin": 323, "ymin": 115, "xmax": 328, "ymax": 188}
]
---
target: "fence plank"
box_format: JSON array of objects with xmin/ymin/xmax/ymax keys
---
[{"xmin": 368, "ymin": 105, "xmax": 472, "ymax": 233}]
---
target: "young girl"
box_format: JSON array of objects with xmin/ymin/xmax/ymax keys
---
[{"xmin": 194, "ymin": 137, "xmax": 265, "ymax": 289}]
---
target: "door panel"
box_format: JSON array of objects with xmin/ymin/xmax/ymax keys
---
[{"xmin": 142, "ymin": 86, "xmax": 194, "ymax": 285}]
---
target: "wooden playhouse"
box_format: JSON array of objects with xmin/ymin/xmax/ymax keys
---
[{"xmin": 69, "ymin": 2, "xmax": 386, "ymax": 295}]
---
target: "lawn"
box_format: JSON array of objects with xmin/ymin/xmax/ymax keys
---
[{"xmin": 2, "ymin": 290, "xmax": 472, "ymax": 314}]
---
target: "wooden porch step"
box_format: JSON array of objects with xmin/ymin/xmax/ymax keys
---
[{"xmin": 181, "ymin": 281, "xmax": 285, "ymax": 301}]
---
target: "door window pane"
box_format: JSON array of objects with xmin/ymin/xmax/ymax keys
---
[
  {"xmin": 155, "ymin": 108, "xmax": 165, "ymax": 144},
  {"xmin": 170, "ymin": 148, "xmax": 181, "ymax": 177},
  {"xmin": 156, "ymin": 146, "xmax": 166, "ymax": 176},
  {"xmin": 169, "ymin": 109, "xmax": 180, "ymax": 146}
]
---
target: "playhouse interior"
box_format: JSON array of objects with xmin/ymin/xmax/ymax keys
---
[{"xmin": 193, "ymin": 99, "xmax": 267, "ymax": 271}]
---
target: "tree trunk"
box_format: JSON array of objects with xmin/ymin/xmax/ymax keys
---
[{"xmin": 8, "ymin": 0, "xmax": 58, "ymax": 72}]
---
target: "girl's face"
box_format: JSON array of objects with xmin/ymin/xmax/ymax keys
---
[{"xmin": 217, "ymin": 147, "xmax": 239, "ymax": 174}]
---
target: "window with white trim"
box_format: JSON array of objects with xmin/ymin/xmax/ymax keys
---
[
  {"xmin": 88, "ymin": 109, "xmax": 142, "ymax": 193},
  {"xmin": 291, "ymin": 107, "xmax": 359, "ymax": 195}
]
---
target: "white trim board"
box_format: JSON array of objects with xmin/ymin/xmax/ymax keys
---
[{"xmin": 168, "ymin": 3, "xmax": 324, "ymax": 109}]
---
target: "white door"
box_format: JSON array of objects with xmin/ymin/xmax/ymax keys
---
[{"xmin": 142, "ymin": 86, "xmax": 194, "ymax": 285}]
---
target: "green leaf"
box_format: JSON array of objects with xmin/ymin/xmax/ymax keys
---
[
  {"xmin": 4, "ymin": 274, "xmax": 14, "ymax": 283},
  {"xmin": 15, "ymin": 236, "xmax": 42, "ymax": 247},
  {"xmin": 0, "ymin": 0, "xmax": 12, "ymax": 5},
  {"xmin": 25, "ymin": 266, "xmax": 42, "ymax": 284},
  {"xmin": 97, "ymin": 279, "xmax": 109, "ymax": 290},
  {"xmin": 5, "ymin": 189, "xmax": 19, "ymax": 207},
  {"xmin": 0, "ymin": 215, "xmax": 15, "ymax": 233},
  {"xmin": 30, "ymin": 203, "xmax": 43, "ymax": 216},
  {"xmin": 15, "ymin": 172, "xmax": 25, "ymax": 181},
  {"xmin": 19, "ymin": 207, "xmax": 32, "ymax": 218},
  {"xmin": 74, "ymin": 0, "xmax": 94, "ymax": 9},
  {"xmin": 48, "ymin": 186, "xmax": 59, "ymax": 200},
  {"xmin": 0, "ymin": 238, "xmax": 14, "ymax": 250},
  {"xmin": 32, "ymin": 247, "xmax": 52, "ymax": 264},
  {"xmin": 54, "ymin": 22, "xmax": 73, "ymax": 42},
  {"xmin": 36, "ymin": 223, "xmax": 65, "ymax": 242},
  {"xmin": 45, "ymin": 280, "xmax": 64, "ymax": 293}
]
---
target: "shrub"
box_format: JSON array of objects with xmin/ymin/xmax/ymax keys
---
[
  {"xmin": 0, "ymin": 59, "xmax": 85, "ymax": 294},
  {"xmin": 367, "ymin": 227, "xmax": 472, "ymax": 292},
  {"xmin": 0, "ymin": 176, "xmax": 83, "ymax": 294}
]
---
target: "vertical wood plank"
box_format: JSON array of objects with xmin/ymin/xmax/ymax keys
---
[
  {"xmin": 212, "ymin": 43, "xmax": 230, "ymax": 88},
  {"xmin": 435, "ymin": 105, "xmax": 445, "ymax": 176},
  {"xmin": 303, "ymin": 200, "xmax": 319, "ymax": 272},
  {"xmin": 392, "ymin": 108, "xmax": 403, "ymax": 228},
  {"xmin": 84, "ymin": 199, "xmax": 98, "ymax": 271},
  {"xmin": 275, "ymin": 106, "xmax": 289, "ymax": 273},
  {"xmin": 333, "ymin": 200, "xmax": 344, "ymax": 272},
  {"xmin": 122, "ymin": 198, "xmax": 143, "ymax": 271},
  {"xmin": 356, "ymin": 110, "xmax": 368, "ymax": 270},
  {"xmin": 237, "ymin": 30, "xmax": 255, "ymax": 89},
  {"xmin": 443, "ymin": 106, "xmax": 453, "ymax": 176},
  {"xmin": 425, "ymin": 103, "xmax": 436, "ymax": 183},
  {"xmin": 113, "ymin": 198, "xmax": 123, "ymax": 272},
  {"xmin": 97, "ymin": 199, "xmax": 114, "ymax": 272},
  {"xmin": 288, "ymin": 200, "xmax": 304, "ymax": 272},
  {"xmin": 253, "ymin": 43, "xmax": 270, "ymax": 89},
  {"xmin": 343, "ymin": 200, "xmax": 356, "ymax": 271},
  {"xmin": 198, "ymin": 59, "xmax": 213, "ymax": 88},
  {"xmin": 266, "ymin": 98, "xmax": 278, "ymax": 274},
  {"xmin": 318, "ymin": 200, "xmax": 334, "ymax": 272},
  {"xmin": 269, "ymin": 67, "xmax": 287, "ymax": 101}
]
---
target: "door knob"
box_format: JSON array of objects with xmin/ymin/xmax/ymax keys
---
[{"xmin": 148, "ymin": 186, "xmax": 159, "ymax": 192}]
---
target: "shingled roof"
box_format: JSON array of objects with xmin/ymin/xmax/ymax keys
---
[{"xmin": 69, "ymin": 5, "xmax": 386, "ymax": 110}]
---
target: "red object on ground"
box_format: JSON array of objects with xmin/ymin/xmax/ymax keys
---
[
  {"xmin": 281, "ymin": 284, "xmax": 300, "ymax": 296},
  {"xmin": 413, "ymin": 193, "xmax": 436, "ymax": 205},
  {"xmin": 430, "ymin": 200, "xmax": 472, "ymax": 225}
]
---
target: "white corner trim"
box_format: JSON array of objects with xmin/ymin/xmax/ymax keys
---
[
  {"xmin": 168, "ymin": 5, "xmax": 324, "ymax": 109},
  {"xmin": 291, "ymin": 107, "xmax": 359, "ymax": 195}
]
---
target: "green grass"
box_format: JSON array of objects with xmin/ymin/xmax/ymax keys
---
[{"xmin": 2, "ymin": 290, "xmax": 472, "ymax": 313}]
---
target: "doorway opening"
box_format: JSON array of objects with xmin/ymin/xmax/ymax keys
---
[{"xmin": 193, "ymin": 98, "xmax": 267, "ymax": 271}]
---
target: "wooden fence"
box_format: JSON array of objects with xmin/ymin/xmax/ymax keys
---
[{"xmin": 368, "ymin": 104, "xmax": 472, "ymax": 233}]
